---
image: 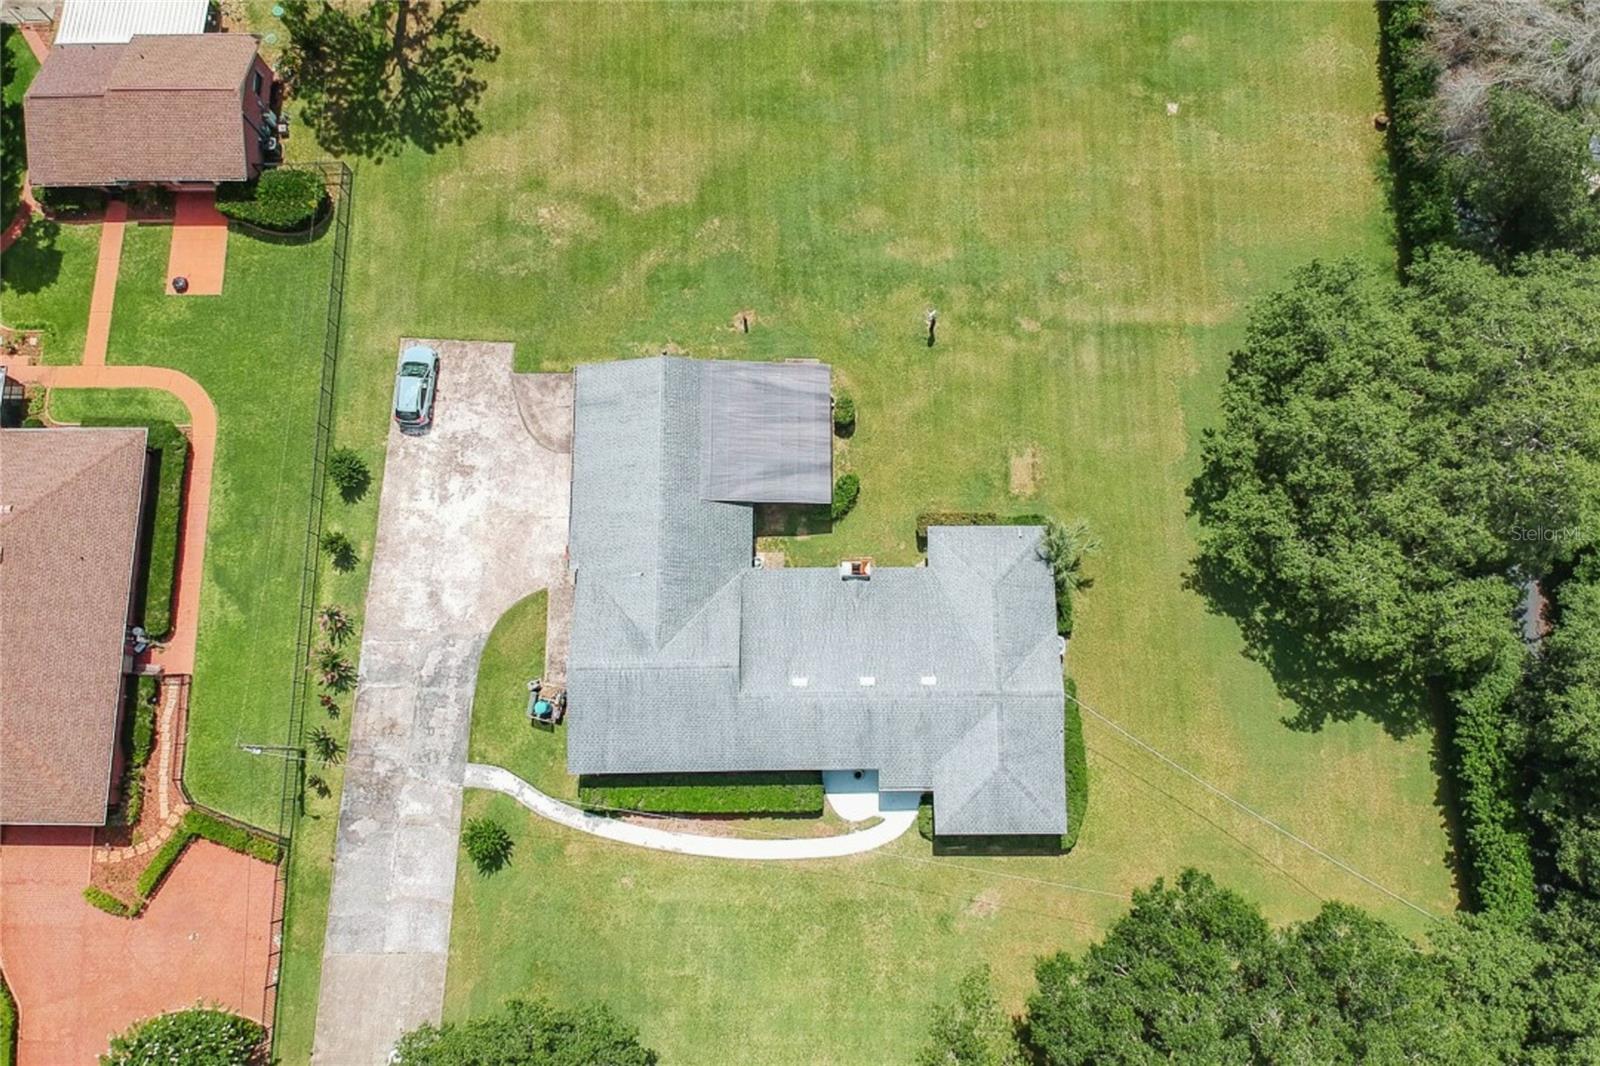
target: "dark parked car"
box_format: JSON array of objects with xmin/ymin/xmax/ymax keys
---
[{"xmin": 393, "ymin": 344, "xmax": 438, "ymax": 434}]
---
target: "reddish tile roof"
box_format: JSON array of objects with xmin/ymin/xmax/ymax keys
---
[
  {"xmin": 23, "ymin": 34, "xmax": 263, "ymax": 186},
  {"xmin": 0, "ymin": 428, "xmax": 147, "ymax": 825}
]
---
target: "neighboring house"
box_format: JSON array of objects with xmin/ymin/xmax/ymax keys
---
[
  {"xmin": 54, "ymin": 0, "xmax": 209, "ymax": 45},
  {"xmin": 23, "ymin": 33, "xmax": 278, "ymax": 189},
  {"xmin": 0, "ymin": 427, "xmax": 148, "ymax": 826},
  {"xmin": 565, "ymin": 357, "xmax": 1068, "ymax": 837}
]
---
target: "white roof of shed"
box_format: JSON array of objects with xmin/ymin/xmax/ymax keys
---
[{"xmin": 55, "ymin": 0, "xmax": 208, "ymax": 45}]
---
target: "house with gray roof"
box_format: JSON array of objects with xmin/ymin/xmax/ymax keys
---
[{"xmin": 565, "ymin": 356, "xmax": 1067, "ymax": 836}]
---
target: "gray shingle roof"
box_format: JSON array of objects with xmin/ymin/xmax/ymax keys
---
[{"xmin": 566, "ymin": 357, "xmax": 1066, "ymax": 836}]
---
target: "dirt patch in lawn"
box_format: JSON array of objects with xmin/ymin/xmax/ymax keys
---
[{"xmin": 1009, "ymin": 444, "xmax": 1042, "ymax": 498}]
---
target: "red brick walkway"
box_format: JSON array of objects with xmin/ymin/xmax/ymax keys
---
[
  {"xmin": 166, "ymin": 192, "xmax": 229, "ymax": 296},
  {"xmin": 0, "ymin": 828, "xmax": 274, "ymax": 1066}
]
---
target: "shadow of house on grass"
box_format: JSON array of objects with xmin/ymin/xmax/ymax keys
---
[{"xmin": 277, "ymin": 0, "xmax": 500, "ymax": 162}]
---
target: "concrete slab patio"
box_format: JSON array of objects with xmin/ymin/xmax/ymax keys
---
[{"xmin": 312, "ymin": 342, "xmax": 572, "ymax": 1065}]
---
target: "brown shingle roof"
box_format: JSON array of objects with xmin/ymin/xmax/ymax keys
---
[
  {"xmin": 0, "ymin": 428, "xmax": 148, "ymax": 825},
  {"xmin": 23, "ymin": 34, "xmax": 262, "ymax": 186}
]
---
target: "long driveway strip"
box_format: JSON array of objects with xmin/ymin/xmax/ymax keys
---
[{"xmin": 311, "ymin": 343, "xmax": 572, "ymax": 1065}]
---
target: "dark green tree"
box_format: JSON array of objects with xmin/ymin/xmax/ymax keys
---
[
  {"xmin": 1026, "ymin": 870, "xmax": 1270, "ymax": 1064},
  {"xmin": 1189, "ymin": 251, "xmax": 1600, "ymax": 728},
  {"xmin": 1524, "ymin": 561, "xmax": 1600, "ymax": 897},
  {"xmin": 392, "ymin": 997, "xmax": 656, "ymax": 1065},
  {"xmin": 1457, "ymin": 89, "xmax": 1600, "ymax": 259},
  {"xmin": 917, "ymin": 965, "xmax": 1023, "ymax": 1066},
  {"xmin": 327, "ymin": 447, "xmax": 372, "ymax": 503},
  {"xmin": 1024, "ymin": 870, "xmax": 1568, "ymax": 1065},
  {"xmin": 278, "ymin": 0, "xmax": 500, "ymax": 161}
]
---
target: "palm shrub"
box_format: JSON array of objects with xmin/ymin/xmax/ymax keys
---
[
  {"xmin": 307, "ymin": 774, "xmax": 332, "ymax": 799},
  {"xmin": 318, "ymin": 603, "xmax": 353, "ymax": 645},
  {"xmin": 309, "ymin": 725, "xmax": 343, "ymax": 767},
  {"xmin": 462, "ymin": 816, "xmax": 514, "ymax": 875},
  {"xmin": 320, "ymin": 530, "xmax": 358, "ymax": 572},
  {"xmin": 315, "ymin": 645, "xmax": 356, "ymax": 692},
  {"xmin": 831, "ymin": 474, "xmax": 860, "ymax": 521},
  {"xmin": 327, "ymin": 447, "xmax": 371, "ymax": 503},
  {"xmin": 101, "ymin": 1007, "xmax": 264, "ymax": 1066}
]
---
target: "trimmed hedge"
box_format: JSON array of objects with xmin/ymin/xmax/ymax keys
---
[
  {"xmin": 831, "ymin": 474, "xmax": 860, "ymax": 521},
  {"xmin": 185, "ymin": 809, "xmax": 282, "ymax": 864},
  {"xmin": 1448, "ymin": 649, "xmax": 1538, "ymax": 922},
  {"xmin": 216, "ymin": 167, "xmax": 326, "ymax": 231},
  {"xmin": 0, "ymin": 964, "xmax": 14, "ymax": 1066},
  {"xmin": 131, "ymin": 676, "xmax": 159, "ymax": 767},
  {"xmin": 578, "ymin": 772, "xmax": 824, "ymax": 816},
  {"xmin": 1376, "ymin": 0, "xmax": 1459, "ymax": 264},
  {"xmin": 82, "ymin": 885, "xmax": 134, "ymax": 917},
  {"xmin": 72, "ymin": 418, "xmax": 188, "ymax": 638},
  {"xmin": 134, "ymin": 810, "xmax": 282, "ymax": 903},
  {"xmin": 1063, "ymin": 677, "xmax": 1088, "ymax": 852}
]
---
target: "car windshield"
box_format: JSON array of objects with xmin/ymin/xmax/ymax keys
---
[{"xmin": 400, "ymin": 362, "xmax": 431, "ymax": 377}]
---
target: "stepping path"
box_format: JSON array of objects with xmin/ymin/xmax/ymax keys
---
[
  {"xmin": 464, "ymin": 763, "xmax": 919, "ymax": 860},
  {"xmin": 166, "ymin": 192, "xmax": 228, "ymax": 296}
]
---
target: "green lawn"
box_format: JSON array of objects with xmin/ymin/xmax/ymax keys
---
[
  {"xmin": 106, "ymin": 223, "xmax": 335, "ymax": 828},
  {"xmin": 466, "ymin": 590, "xmax": 571, "ymax": 797},
  {"xmin": 46, "ymin": 387, "xmax": 190, "ymax": 425},
  {"xmin": 0, "ymin": 218, "xmax": 99, "ymax": 361},
  {"xmin": 243, "ymin": 2, "xmax": 1460, "ymax": 1061}
]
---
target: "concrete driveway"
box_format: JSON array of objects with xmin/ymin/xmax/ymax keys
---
[{"xmin": 312, "ymin": 342, "xmax": 571, "ymax": 1065}]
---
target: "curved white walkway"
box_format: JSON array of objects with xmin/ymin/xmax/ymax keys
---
[{"xmin": 465, "ymin": 763, "xmax": 918, "ymax": 860}]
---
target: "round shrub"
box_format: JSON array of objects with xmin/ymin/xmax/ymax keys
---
[
  {"xmin": 101, "ymin": 1007, "xmax": 264, "ymax": 1066},
  {"xmin": 327, "ymin": 447, "xmax": 371, "ymax": 503},
  {"xmin": 216, "ymin": 168, "xmax": 327, "ymax": 231},
  {"xmin": 831, "ymin": 473, "xmax": 860, "ymax": 521},
  {"xmin": 833, "ymin": 392, "xmax": 856, "ymax": 435}
]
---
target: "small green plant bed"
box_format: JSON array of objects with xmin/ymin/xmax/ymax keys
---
[
  {"xmin": 0, "ymin": 964, "xmax": 15, "ymax": 1066},
  {"xmin": 115, "ymin": 675, "xmax": 160, "ymax": 826},
  {"xmin": 62, "ymin": 415, "xmax": 188, "ymax": 639},
  {"xmin": 578, "ymin": 772, "xmax": 825, "ymax": 816},
  {"xmin": 132, "ymin": 810, "xmax": 282, "ymax": 907},
  {"xmin": 102, "ymin": 1007, "xmax": 264, "ymax": 1066},
  {"xmin": 82, "ymin": 885, "xmax": 135, "ymax": 917},
  {"xmin": 217, "ymin": 167, "xmax": 329, "ymax": 232},
  {"xmin": 831, "ymin": 473, "xmax": 860, "ymax": 521}
]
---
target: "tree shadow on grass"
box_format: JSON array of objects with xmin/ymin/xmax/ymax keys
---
[
  {"xmin": 1184, "ymin": 555, "xmax": 1433, "ymax": 739},
  {"xmin": 279, "ymin": 0, "xmax": 500, "ymax": 162},
  {"xmin": 0, "ymin": 218, "xmax": 64, "ymax": 295}
]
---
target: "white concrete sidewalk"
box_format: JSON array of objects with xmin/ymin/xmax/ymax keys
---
[{"xmin": 464, "ymin": 763, "xmax": 918, "ymax": 860}]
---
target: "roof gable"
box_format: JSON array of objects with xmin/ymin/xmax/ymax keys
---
[{"xmin": 0, "ymin": 428, "xmax": 148, "ymax": 825}]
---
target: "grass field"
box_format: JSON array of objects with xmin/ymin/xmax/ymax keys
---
[
  {"xmin": 106, "ymin": 222, "xmax": 335, "ymax": 829},
  {"xmin": 45, "ymin": 387, "xmax": 190, "ymax": 425},
  {"xmin": 237, "ymin": 2, "xmax": 1461, "ymax": 1061}
]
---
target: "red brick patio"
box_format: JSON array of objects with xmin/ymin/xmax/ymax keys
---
[{"xmin": 0, "ymin": 827, "xmax": 274, "ymax": 1065}]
